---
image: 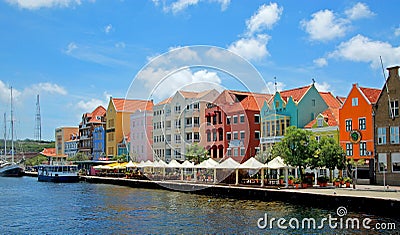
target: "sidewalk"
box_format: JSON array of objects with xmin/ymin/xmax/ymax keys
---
[{"xmin": 285, "ymin": 184, "xmax": 400, "ymax": 201}]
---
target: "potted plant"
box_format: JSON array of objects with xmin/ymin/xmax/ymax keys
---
[
  {"xmin": 279, "ymin": 175, "xmax": 285, "ymax": 185},
  {"xmin": 333, "ymin": 177, "xmax": 341, "ymax": 187},
  {"xmin": 317, "ymin": 176, "xmax": 328, "ymax": 187},
  {"xmin": 344, "ymin": 177, "xmax": 352, "ymax": 188},
  {"xmin": 288, "ymin": 175, "xmax": 294, "ymax": 186},
  {"xmin": 293, "ymin": 178, "xmax": 301, "ymax": 189}
]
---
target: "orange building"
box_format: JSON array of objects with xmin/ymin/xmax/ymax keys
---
[{"xmin": 339, "ymin": 84, "xmax": 381, "ymax": 181}]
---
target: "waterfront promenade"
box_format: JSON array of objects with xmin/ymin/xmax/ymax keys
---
[{"xmin": 81, "ymin": 175, "xmax": 400, "ymax": 218}]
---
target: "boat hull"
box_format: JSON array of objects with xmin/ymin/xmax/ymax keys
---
[
  {"xmin": 38, "ymin": 174, "xmax": 80, "ymax": 183},
  {"xmin": 0, "ymin": 164, "xmax": 24, "ymax": 177}
]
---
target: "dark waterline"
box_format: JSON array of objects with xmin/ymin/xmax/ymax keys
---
[{"xmin": 0, "ymin": 177, "xmax": 398, "ymax": 234}]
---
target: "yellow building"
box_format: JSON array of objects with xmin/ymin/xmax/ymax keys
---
[
  {"xmin": 106, "ymin": 97, "xmax": 153, "ymax": 158},
  {"xmin": 55, "ymin": 127, "xmax": 79, "ymax": 155}
]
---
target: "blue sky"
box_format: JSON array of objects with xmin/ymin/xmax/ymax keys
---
[{"xmin": 0, "ymin": 0, "xmax": 399, "ymax": 141}]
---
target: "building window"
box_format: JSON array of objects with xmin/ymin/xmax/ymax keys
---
[
  {"xmin": 174, "ymin": 149, "xmax": 181, "ymax": 158},
  {"xmin": 255, "ymin": 131, "xmax": 260, "ymax": 140},
  {"xmin": 255, "ymin": 147, "xmax": 260, "ymax": 155},
  {"xmin": 378, "ymin": 153, "xmax": 387, "ymax": 172},
  {"xmin": 175, "ymin": 105, "xmax": 181, "ymax": 113},
  {"xmin": 233, "ymin": 131, "xmax": 238, "ymax": 140},
  {"xmin": 352, "ymin": 97, "xmax": 358, "ymax": 106},
  {"xmin": 174, "ymin": 134, "xmax": 181, "ymax": 143},
  {"xmin": 233, "ymin": 115, "xmax": 238, "ymax": 124},
  {"xmin": 391, "ymin": 153, "xmax": 400, "ymax": 172},
  {"xmin": 212, "ymin": 129, "xmax": 217, "ymax": 141},
  {"xmin": 194, "ymin": 132, "xmax": 200, "ymax": 142},
  {"xmin": 233, "ymin": 148, "xmax": 239, "ymax": 157},
  {"xmin": 317, "ymin": 117, "xmax": 323, "ymax": 127},
  {"xmin": 358, "ymin": 118, "xmax": 366, "ymax": 130},
  {"xmin": 240, "ymin": 147, "xmax": 245, "ymax": 156},
  {"xmin": 175, "ymin": 119, "xmax": 181, "ymax": 128},
  {"xmin": 346, "ymin": 143, "xmax": 353, "ymax": 156},
  {"xmin": 359, "ymin": 142, "xmax": 367, "ymax": 156},
  {"xmin": 194, "ymin": 117, "xmax": 200, "ymax": 127},
  {"xmin": 186, "ymin": 133, "xmax": 192, "ymax": 141},
  {"xmin": 226, "ymin": 116, "xmax": 231, "ymax": 125},
  {"xmin": 227, "ymin": 132, "xmax": 231, "ymax": 141},
  {"xmin": 240, "ymin": 131, "xmax": 245, "ymax": 140},
  {"xmin": 312, "ymin": 99, "xmax": 316, "ymax": 107},
  {"xmin": 377, "ymin": 127, "xmax": 386, "ymax": 145},
  {"xmin": 227, "ymin": 148, "xmax": 232, "ymax": 156},
  {"xmin": 390, "ymin": 100, "xmax": 399, "ymax": 117},
  {"xmin": 254, "ymin": 114, "xmax": 260, "ymax": 124},
  {"xmin": 193, "ymin": 102, "xmax": 199, "ymax": 110},
  {"xmin": 315, "ymin": 136, "xmax": 321, "ymax": 142},
  {"xmin": 390, "ymin": 126, "xmax": 400, "ymax": 144},
  {"xmin": 240, "ymin": 114, "xmax": 245, "ymax": 123},
  {"xmin": 345, "ymin": 119, "xmax": 352, "ymax": 132}
]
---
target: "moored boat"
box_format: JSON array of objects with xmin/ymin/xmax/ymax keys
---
[
  {"xmin": 37, "ymin": 165, "xmax": 79, "ymax": 183},
  {"xmin": 0, "ymin": 161, "xmax": 24, "ymax": 177}
]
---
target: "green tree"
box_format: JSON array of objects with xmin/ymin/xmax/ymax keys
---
[
  {"xmin": 272, "ymin": 126, "xmax": 316, "ymax": 179},
  {"xmin": 25, "ymin": 155, "xmax": 48, "ymax": 166},
  {"xmin": 112, "ymin": 154, "xmax": 128, "ymax": 162},
  {"xmin": 185, "ymin": 143, "xmax": 208, "ymax": 164},
  {"xmin": 68, "ymin": 152, "xmax": 91, "ymax": 162}
]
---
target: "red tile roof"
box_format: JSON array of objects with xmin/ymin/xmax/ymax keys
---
[
  {"xmin": 280, "ymin": 85, "xmax": 312, "ymax": 103},
  {"xmin": 88, "ymin": 106, "xmax": 106, "ymax": 123},
  {"xmin": 359, "ymin": 87, "xmax": 381, "ymax": 104},
  {"xmin": 212, "ymin": 90, "xmax": 272, "ymax": 112},
  {"xmin": 40, "ymin": 148, "xmax": 57, "ymax": 157},
  {"xmin": 304, "ymin": 108, "xmax": 339, "ymax": 128},
  {"xmin": 112, "ymin": 98, "xmax": 154, "ymax": 112},
  {"xmin": 319, "ymin": 92, "xmax": 342, "ymax": 109}
]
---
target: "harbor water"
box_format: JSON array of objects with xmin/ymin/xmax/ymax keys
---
[{"xmin": 0, "ymin": 176, "xmax": 398, "ymax": 234}]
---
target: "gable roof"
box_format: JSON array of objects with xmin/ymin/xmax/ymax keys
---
[
  {"xmin": 305, "ymin": 92, "xmax": 341, "ymax": 128},
  {"xmin": 212, "ymin": 90, "xmax": 273, "ymax": 112},
  {"xmin": 40, "ymin": 148, "xmax": 57, "ymax": 157},
  {"xmin": 156, "ymin": 97, "xmax": 172, "ymax": 105},
  {"xmin": 178, "ymin": 89, "xmax": 218, "ymax": 99},
  {"xmin": 359, "ymin": 87, "xmax": 381, "ymax": 104},
  {"xmin": 83, "ymin": 106, "xmax": 106, "ymax": 123},
  {"xmin": 279, "ymin": 85, "xmax": 312, "ymax": 103},
  {"xmin": 112, "ymin": 98, "xmax": 154, "ymax": 112},
  {"xmin": 319, "ymin": 92, "xmax": 342, "ymax": 109}
]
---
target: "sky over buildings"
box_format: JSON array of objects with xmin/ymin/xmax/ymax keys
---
[{"xmin": 0, "ymin": 0, "xmax": 399, "ymax": 140}]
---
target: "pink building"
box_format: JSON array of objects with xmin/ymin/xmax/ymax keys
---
[{"xmin": 130, "ymin": 109, "xmax": 153, "ymax": 162}]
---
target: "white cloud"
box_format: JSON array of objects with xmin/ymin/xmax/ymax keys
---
[
  {"xmin": 65, "ymin": 42, "xmax": 78, "ymax": 54},
  {"xmin": 5, "ymin": 0, "xmax": 83, "ymax": 10},
  {"xmin": 77, "ymin": 92, "xmax": 110, "ymax": 112},
  {"xmin": 345, "ymin": 2, "xmax": 375, "ymax": 20},
  {"xmin": 314, "ymin": 81, "xmax": 331, "ymax": 92},
  {"xmin": 104, "ymin": 24, "xmax": 113, "ymax": 34},
  {"xmin": 246, "ymin": 3, "xmax": 283, "ymax": 36},
  {"xmin": 137, "ymin": 67, "xmax": 222, "ymax": 99},
  {"xmin": 328, "ymin": 34, "xmax": 400, "ymax": 68},
  {"xmin": 0, "ymin": 81, "xmax": 21, "ymax": 104},
  {"xmin": 313, "ymin": 57, "xmax": 328, "ymax": 67},
  {"xmin": 156, "ymin": 0, "xmax": 230, "ymax": 14},
  {"xmin": 395, "ymin": 26, "xmax": 400, "ymax": 37},
  {"xmin": 228, "ymin": 34, "xmax": 270, "ymax": 61},
  {"xmin": 263, "ymin": 81, "xmax": 286, "ymax": 94},
  {"xmin": 27, "ymin": 83, "xmax": 68, "ymax": 95},
  {"xmin": 115, "ymin": 42, "xmax": 126, "ymax": 48},
  {"xmin": 301, "ymin": 9, "xmax": 349, "ymax": 42}
]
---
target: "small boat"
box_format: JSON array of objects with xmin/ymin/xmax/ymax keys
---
[
  {"xmin": 0, "ymin": 161, "xmax": 24, "ymax": 177},
  {"xmin": 0, "ymin": 87, "xmax": 24, "ymax": 177},
  {"xmin": 37, "ymin": 165, "xmax": 79, "ymax": 183}
]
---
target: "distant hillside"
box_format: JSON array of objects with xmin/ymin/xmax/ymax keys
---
[{"xmin": 0, "ymin": 139, "xmax": 55, "ymax": 153}]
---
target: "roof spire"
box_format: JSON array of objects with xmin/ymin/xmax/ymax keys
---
[{"xmin": 274, "ymin": 76, "xmax": 277, "ymax": 93}]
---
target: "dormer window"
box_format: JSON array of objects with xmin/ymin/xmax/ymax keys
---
[{"xmin": 317, "ymin": 117, "xmax": 324, "ymax": 127}]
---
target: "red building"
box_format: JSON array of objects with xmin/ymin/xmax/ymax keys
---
[{"xmin": 204, "ymin": 90, "xmax": 272, "ymax": 163}]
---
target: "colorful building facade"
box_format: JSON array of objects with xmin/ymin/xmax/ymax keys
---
[
  {"xmin": 152, "ymin": 89, "xmax": 219, "ymax": 162},
  {"xmin": 130, "ymin": 109, "xmax": 153, "ymax": 162},
  {"xmin": 55, "ymin": 127, "xmax": 79, "ymax": 156},
  {"xmin": 204, "ymin": 90, "xmax": 272, "ymax": 163},
  {"xmin": 260, "ymin": 84, "xmax": 328, "ymax": 154},
  {"xmin": 92, "ymin": 126, "xmax": 106, "ymax": 160},
  {"xmin": 78, "ymin": 105, "xmax": 106, "ymax": 158},
  {"xmin": 374, "ymin": 66, "xmax": 400, "ymax": 186},
  {"xmin": 106, "ymin": 97, "xmax": 153, "ymax": 158},
  {"xmin": 339, "ymin": 83, "xmax": 381, "ymax": 181}
]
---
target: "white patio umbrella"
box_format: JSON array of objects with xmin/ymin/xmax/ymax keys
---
[
  {"xmin": 238, "ymin": 157, "xmax": 265, "ymax": 186},
  {"xmin": 265, "ymin": 156, "xmax": 293, "ymax": 187},
  {"xmin": 126, "ymin": 160, "xmax": 137, "ymax": 168},
  {"xmin": 215, "ymin": 157, "xmax": 240, "ymax": 185}
]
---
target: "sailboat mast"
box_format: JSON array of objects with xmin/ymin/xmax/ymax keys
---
[
  {"xmin": 3, "ymin": 113, "xmax": 6, "ymax": 160},
  {"xmin": 11, "ymin": 86, "xmax": 14, "ymax": 163}
]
